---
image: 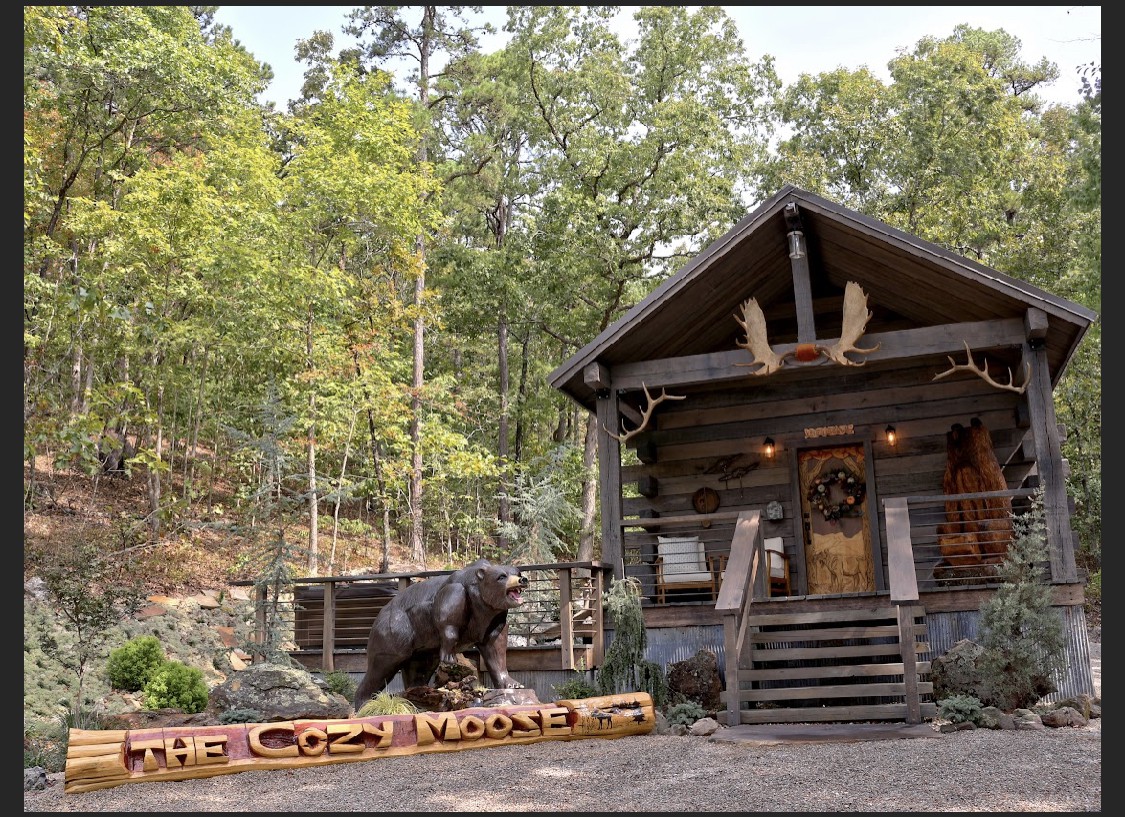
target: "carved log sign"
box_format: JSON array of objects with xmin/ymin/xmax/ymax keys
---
[{"xmin": 63, "ymin": 692, "xmax": 655, "ymax": 794}]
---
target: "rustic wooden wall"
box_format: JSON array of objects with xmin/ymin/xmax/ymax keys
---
[{"xmin": 620, "ymin": 358, "xmax": 1027, "ymax": 598}]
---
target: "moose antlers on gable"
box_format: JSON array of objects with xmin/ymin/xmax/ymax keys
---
[
  {"xmin": 604, "ymin": 382, "xmax": 686, "ymax": 443},
  {"xmin": 932, "ymin": 341, "xmax": 1030, "ymax": 394},
  {"xmin": 735, "ymin": 281, "xmax": 880, "ymax": 375}
]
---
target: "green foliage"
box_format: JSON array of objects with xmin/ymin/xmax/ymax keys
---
[
  {"xmin": 977, "ymin": 491, "xmax": 1067, "ymax": 711},
  {"xmin": 23, "ymin": 716, "xmax": 70, "ymax": 773},
  {"xmin": 664, "ymin": 700, "xmax": 708, "ymax": 726},
  {"xmin": 324, "ymin": 670, "xmax": 358, "ymax": 701},
  {"xmin": 142, "ymin": 661, "xmax": 209, "ymax": 713},
  {"xmin": 496, "ymin": 448, "xmax": 582, "ymax": 564},
  {"xmin": 551, "ymin": 673, "xmax": 599, "ymax": 701},
  {"xmin": 106, "ymin": 636, "xmax": 167, "ymax": 692},
  {"xmin": 936, "ymin": 694, "xmax": 985, "ymax": 725},
  {"xmin": 596, "ymin": 577, "xmax": 667, "ymax": 707},
  {"xmin": 356, "ymin": 690, "xmax": 419, "ymax": 717},
  {"xmin": 35, "ymin": 542, "xmax": 146, "ymax": 718},
  {"xmin": 218, "ymin": 708, "xmax": 264, "ymax": 725}
]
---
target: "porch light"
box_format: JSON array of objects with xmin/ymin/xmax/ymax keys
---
[
  {"xmin": 787, "ymin": 230, "xmax": 806, "ymax": 260},
  {"xmin": 763, "ymin": 437, "xmax": 775, "ymax": 458},
  {"xmin": 885, "ymin": 424, "xmax": 897, "ymax": 446}
]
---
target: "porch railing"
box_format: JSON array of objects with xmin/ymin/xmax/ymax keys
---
[{"xmin": 233, "ymin": 560, "xmax": 611, "ymax": 673}]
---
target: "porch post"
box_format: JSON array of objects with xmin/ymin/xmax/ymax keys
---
[
  {"xmin": 322, "ymin": 581, "xmax": 335, "ymax": 673},
  {"xmin": 1022, "ymin": 309, "xmax": 1076, "ymax": 582},
  {"xmin": 588, "ymin": 363, "xmax": 623, "ymax": 580}
]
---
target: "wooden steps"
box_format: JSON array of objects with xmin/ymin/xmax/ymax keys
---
[{"xmin": 725, "ymin": 605, "xmax": 937, "ymax": 725}]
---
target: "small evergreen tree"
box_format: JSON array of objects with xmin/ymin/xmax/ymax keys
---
[
  {"xmin": 596, "ymin": 577, "xmax": 667, "ymax": 707},
  {"xmin": 226, "ymin": 389, "xmax": 309, "ymax": 666},
  {"xmin": 977, "ymin": 490, "xmax": 1067, "ymax": 710}
]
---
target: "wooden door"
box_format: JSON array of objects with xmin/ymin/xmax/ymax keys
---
[{"xmin": 798, "ymin": 444, "xmax": 875, "ymax": 594}]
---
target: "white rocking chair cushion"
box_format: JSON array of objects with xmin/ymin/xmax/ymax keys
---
[
  {"xmin": 656, "ymin": 535, "xmax": 711, "ymax": 583},
  {"xmin": 764, "ymin": 536, "xmax": 787, "ymax": 578}
]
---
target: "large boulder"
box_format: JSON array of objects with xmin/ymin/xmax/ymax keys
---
[
  {"xmin": 206, "ymin": 662, "xmax": 352, "ymax": 721},
  {"xmin": 666, "ymin": 649, "xmax": 722, "ymax": 711},
  {"xmin": 930, "ymin": 639, "xmax": 990, "ymax": 702}
]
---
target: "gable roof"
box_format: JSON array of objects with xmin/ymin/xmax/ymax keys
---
[{"xmin": 549, "ymin": 185, "xmax": 1097, "ymax": 411}]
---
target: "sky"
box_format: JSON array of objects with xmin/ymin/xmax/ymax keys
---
[{"xmin": 212, "ymin": 5, "xmax": 1101, "ymax": 109}]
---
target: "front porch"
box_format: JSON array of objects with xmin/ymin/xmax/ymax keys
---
[{"xmin": 238, "ymin": 487, "xmax": 1093, "ymax": 725}]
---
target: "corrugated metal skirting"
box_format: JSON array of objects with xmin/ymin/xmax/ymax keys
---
[
  {"xmin": 606, "ymin": 624, "xmax": 727, "ymax": 686},
  {"xmin": 920, "ymin": 605, "xmax": 1095, "ymax": 701}
]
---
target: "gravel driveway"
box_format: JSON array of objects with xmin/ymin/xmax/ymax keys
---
[{"xmin": 24, "ymin": 643, "xmax": 1101, "ymax": 812}]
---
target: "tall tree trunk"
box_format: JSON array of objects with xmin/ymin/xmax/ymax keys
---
[
  {"xmin": 147, "ymin": 387, "xmax": 164, "ymax": 542},
  {"xmin": 497, "ymin": 314, "xmax": 510, "ymax": 543},
  {"xmin": 408, "ymin": 6, "xmax": 436, "ymax": 567},
  {"xmin": 351, "ymin": 346, "xmax": 394, "ymax": 573},
  {"xmin": 306, "ymin": 310, "xmax": 319, "ymax": 576},
  {"xmin": 514, "ymin": 328, "xmax": 530, "ymax": 463},
  {"xmin": 329, "ymin": 411, "xmax": 356, "ymax": 575}
]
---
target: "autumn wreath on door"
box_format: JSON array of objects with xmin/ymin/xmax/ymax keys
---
[{"xmin": 799, "ymin": 445, "xmax": 875, "ymax": 594}]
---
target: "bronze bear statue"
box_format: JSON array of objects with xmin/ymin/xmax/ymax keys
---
[{"xmin": 353, "ymin": 558, "xmax": 528, "ymax": 710}]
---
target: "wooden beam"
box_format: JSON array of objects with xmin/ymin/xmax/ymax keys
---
[
  {"xmin": 785, "ymin": 202, "xmax": 816, "ymax": 343},
  {"xmin": 583, "ymin": 362, "xmax": 610, "ymax": 390},
  {"xmin": 611, "ymin": 318, "xmax": 1027, "ymax": 391},
  {"xmin": 1024, "ymin": 307, "xmax": 1050, "ymax": 342}
]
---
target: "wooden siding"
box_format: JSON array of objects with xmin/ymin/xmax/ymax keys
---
[{"xmin": 616, "ymin": 356, "xmax": 1038, "ymax": 600}]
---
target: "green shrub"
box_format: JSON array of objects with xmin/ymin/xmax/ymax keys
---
[
  {"xmin": 665, "ymin": 700, "xmax": 708, "ymax": 727},
  {"xmin": 218, "ymin": 708, "xmax": 263, "ymax": 725},
  {"xmin": 551, "ymin": 673, "xmax": 598, "ymax": 700},
  {"xmin": 143, "ymin": 661, "xmax": 209, "ymax": 713},
  {"xmin": 106, "ymin": 635, "xmax": 167, "ymax": 691},
  {"xmin": 356, "ymin": 690, "xmax": 418, "ymax": 717},
  {"xmin": 324, "ymin": 670, "xmax": 357, "ymax": 701},
  {"xmin": 937, "ymin": 694, "xmax": 984, "ymax": 724},
  {"xmin": 23, "ymin": 717, "xmax": 68, "ymax": 772}
]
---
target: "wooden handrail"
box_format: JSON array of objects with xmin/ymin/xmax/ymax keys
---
[
  {"xmin": 884, "ymin": 497, "xmax": 919, "ymax": 603},
  {"xmin": 716, "ymin": 510, "xmax": 761, "ymax": 727},
  {"xmin": 621, "ymin": 511, "xmax": 744, "ymax": 528}
]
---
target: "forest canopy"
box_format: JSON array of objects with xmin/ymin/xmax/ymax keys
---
[{"xmin": 23, "ymin": 6, "xmax": 1100, "ymax": 582}]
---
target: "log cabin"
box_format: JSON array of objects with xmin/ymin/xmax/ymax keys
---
[
  {"xmin": 546, "ymin": 184, "xmax": 1098, "ymax": 726},
  {"xmin": 275, "ymin": 184, "xmax": 1097, "ymax": 727}
]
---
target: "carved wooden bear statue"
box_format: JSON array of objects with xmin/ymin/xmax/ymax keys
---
[
  {"xmin": 937, "ymin": 417, "xmax": 1013, "ymax": 575},
  {"xmin": 353, "ymin": 559, "xmax": 528, "ymax": 710}
]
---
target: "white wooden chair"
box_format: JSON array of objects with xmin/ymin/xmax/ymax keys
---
[
  {"xmin": 764, "ymin": 536, "xmax": 792, "ymax": 596},
  {"xmin": 655, "ymin": 535, "xmax": 724, "ymax": 604}
]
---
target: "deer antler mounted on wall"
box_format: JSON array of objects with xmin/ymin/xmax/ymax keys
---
[
  {"xmin": 734, "ymin": 281, "xmax": 880, "ymax": 375},
  {"xmin": 932, "ymin": 341, "xmax": 1029, "ymax": 394},
  {"xmin": 604, "ymin": 382, "xmax": 686, "ymax": 443}
]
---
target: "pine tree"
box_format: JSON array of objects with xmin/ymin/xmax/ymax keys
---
[{"xmin": 977, "ymin": 490, "xmax": 1067, "ymax": 710}]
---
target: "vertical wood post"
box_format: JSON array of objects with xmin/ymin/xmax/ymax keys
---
[
  {"xmin": 1023, "ymin": 331, "xmax": 1076, "ymax": 581},
  {"xmin": 558, "ymin": 567, "xmax": 574, "ymax": 670},
  {"xmin": 587, "ymin": 363, "xmax": 623, "ymax": 580},
  {"xmin": 322, "ymin": 582, "xmax": 335, "ymax": 673},
  {"xmin": 897, "ymin": 604, "xmax": 921, "ymax": 724},
  {"xmin": 254, "ymin": 585, "xmax": 266, "ymax": 664},
  {"xmin": 590, "ymin": 565, "xmax": 605, "ymax": 667}
]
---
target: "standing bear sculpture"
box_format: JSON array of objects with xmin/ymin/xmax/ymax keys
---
[{"xmin": 353, "ymin": 558, "xmax": 529, "ymax": 710}]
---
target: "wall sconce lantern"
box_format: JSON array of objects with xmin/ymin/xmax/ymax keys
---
[
  {"xmin": 885, "ymin": 424, "xmax": 897, "ymax": 446},
  {"xmin": 787, "ymin": 230, "xmax": 806, "ymax": 260},
  {"xmin": 763, "ymin": 436, "xmax": 776, "ymax": 458}
]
